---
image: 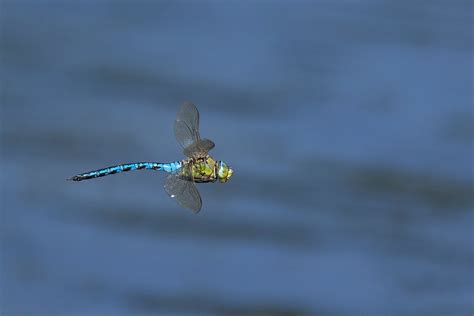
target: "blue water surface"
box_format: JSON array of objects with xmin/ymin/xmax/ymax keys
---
[{"xmin": 1, "ymin": 1, "xmax": 473, "ymax": 315}]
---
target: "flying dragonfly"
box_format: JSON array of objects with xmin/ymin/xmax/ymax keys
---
[{"xmin": 68, "ymin": 101, "xmax": 233, "ymax": 213}]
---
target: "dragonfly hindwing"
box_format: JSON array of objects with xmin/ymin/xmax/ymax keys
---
[
  {"xmin": 164, "ymin": 173, "xmax": 202, "ymax": 213},
  {"xmin": 183, "ymin": 139, "xmax": 215, "ymax": 157}
]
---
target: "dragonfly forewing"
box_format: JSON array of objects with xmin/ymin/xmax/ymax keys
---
[{"xmin": 174, "ymin": 101, "xmax": 200, "ymax": 150}]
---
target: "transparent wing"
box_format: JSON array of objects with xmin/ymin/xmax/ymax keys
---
[
  {"xmin": 174, "ymin": 101, "xmax": 201, "ymax": 150},
  {"xmin": 164, "ymin": 173, "xmax": 202, "ymax": 213},
  {"xmin": 174, "ymin": 102, "xmax": 215, "ymax": 158},
  {"xmin": 183, "ymin": 139, "xmax": 215, "ymax": 157}
]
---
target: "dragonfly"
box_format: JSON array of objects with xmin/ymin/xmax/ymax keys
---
[{"xmin": 68, "ymin": 101, "xmax": 233, "ymax": 213}]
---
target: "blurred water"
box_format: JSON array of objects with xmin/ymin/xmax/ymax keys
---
[{"xmin": 1, "ymin": 1, "xmax": 473, "ymax": 315}]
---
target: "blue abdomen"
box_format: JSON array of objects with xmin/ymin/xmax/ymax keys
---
[{"xmin": 69, "ymin": 161, "xmax": 181, "ymax": 181}]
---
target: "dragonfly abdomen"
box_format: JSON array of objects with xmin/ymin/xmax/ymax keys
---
[{"xmin": 68, "ymin": 161, "xmax": 182, "ymax": 181}]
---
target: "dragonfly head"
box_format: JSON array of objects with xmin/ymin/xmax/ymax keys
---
[{"xmin": 217, "ymin": 161, "xmax": 233, "ymax": 183}]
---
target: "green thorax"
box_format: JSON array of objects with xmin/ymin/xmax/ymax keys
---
[{"xmin": 181, "ymin": 155, "xmax": 218, "ymax": 183}]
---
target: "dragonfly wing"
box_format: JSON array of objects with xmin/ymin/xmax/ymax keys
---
[
  {"xmin": 174, "ymin": 101, "xmax": 201, "ymax": 150},
  {"xmin": 196, "ymin": 138, "xmax": 215, "ymax": 151},
  {"xmin": 183, "ymin": 138, "xmax": 215, "ymax": 157},
  {"xmin": 164, "ymin": 173, "xmax": 202, "ymax": 213}
]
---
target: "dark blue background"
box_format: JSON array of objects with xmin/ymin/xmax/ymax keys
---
[{"xmin": 2, "ymin": 1, "xmax": 473, "ymax": 315}]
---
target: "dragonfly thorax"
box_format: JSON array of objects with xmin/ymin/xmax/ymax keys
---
[
  {"xmin": 180, "ymin": 156, "xmax": 218, "ymax": 183},
  {"xmin": 180, "ymin": 156, "xmax": 233, "ymax": 184}
]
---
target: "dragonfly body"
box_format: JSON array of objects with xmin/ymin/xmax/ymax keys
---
[
  {"xmin": 70, "ymin": 155, "xmax": 229, "ymax": 184},
  {"xmin": 69, "ymin": 102, "xmax": 233, "ymax": 213}
]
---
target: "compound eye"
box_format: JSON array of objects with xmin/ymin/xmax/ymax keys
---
[{"xmin": 218, "ymin": 161, "xmax": 228, "ymax": 179}]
